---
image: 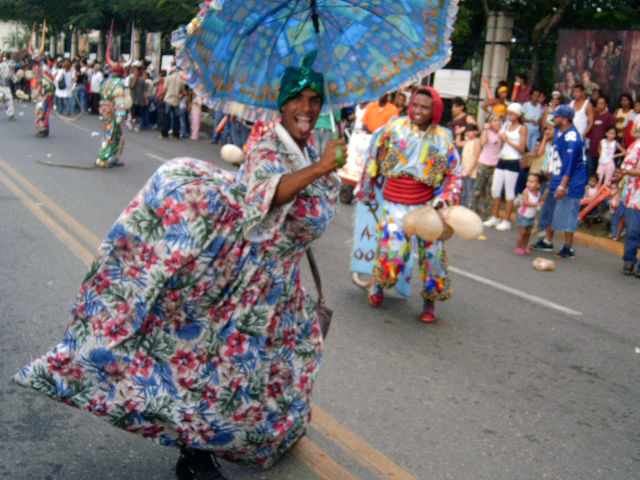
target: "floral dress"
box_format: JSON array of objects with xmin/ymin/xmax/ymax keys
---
[{"xmin": 13, "ymin": 125, "xmax": 340, "ymax": 468}]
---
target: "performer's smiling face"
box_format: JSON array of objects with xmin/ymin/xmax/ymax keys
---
[
  {"xmin": 281, "ymin": 88, "xmax": 323, "ymax": 148},
  {"xmin": 412, "ymin": 93, "xmax": 433, "ymax": 130}
]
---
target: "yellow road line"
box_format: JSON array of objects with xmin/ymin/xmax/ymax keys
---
[
  {"xmin": 0, "ymin": 169, "xmax": 94, "ymax": 265},
  {"xmin": 312, "ymin": 407, "xmax": 417, "ymax": 480},
  {"xmin": 291, "ymin": 436, "xmax": 359, "ymax": 480},
  {"xmin": 0, "ymin": 159, "xmax": 102, "ymax": 249},
  {"xmin": 0, "ymin": 158, "xmax": 418, "ymax": 480}
]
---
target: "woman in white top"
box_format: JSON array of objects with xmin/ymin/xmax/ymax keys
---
[{"xmin": 484, "ymin": 103, "xmax": 528, "ymax": 231}]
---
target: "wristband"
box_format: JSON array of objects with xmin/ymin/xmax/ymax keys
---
[{"xmin": 557, "ymin": 185, "xmax": 567, "ymax": 191}]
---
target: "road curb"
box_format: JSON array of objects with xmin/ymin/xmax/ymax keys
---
[{"xmin": 574, "ymin": 231, "xmax": 623, "ymax": 256}]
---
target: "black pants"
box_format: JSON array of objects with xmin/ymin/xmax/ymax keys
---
[{"xmin": 91, "ymin": 93, "xmax": 101, "ymax": 114}]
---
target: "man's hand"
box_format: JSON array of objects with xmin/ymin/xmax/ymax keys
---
[
  {"xmin": 317, "ymin": 138, "xmax": 347, "ymax": 174},
  {"xmin": 554, "ymin": 187, "xmax": 567, "ymax": 200}
]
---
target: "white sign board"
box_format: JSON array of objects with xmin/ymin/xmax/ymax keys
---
[{"xmin": 433, "ymin": 69, "xmax": 472, "ymax": 100}]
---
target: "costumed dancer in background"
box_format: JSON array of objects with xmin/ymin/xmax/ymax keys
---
[
  {"xmin": 96, "ymin": 23, "xmax": 130, "ymax": 168},
  {"xmin": 355, "ymin": 87, "xmax": 461, "ymax": 323},
  {"xmin": 0, "ymin": 57, "xmax": 16, "ymax": 121},
  {"xmin": 34, "ymin": 69, "xmax": 55, "ymax": 136}
]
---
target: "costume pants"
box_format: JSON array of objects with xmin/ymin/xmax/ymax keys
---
[
  {"xmin": 1, "ymin": 85, "xmax": 15, "ymax": 117},
  {"xmin": 623, "ymin": 208, "xmax": 640, "ymax": 265},
  {"xmin": 373, "ymin": 200, "xmax": 451, "ymax": 302}
]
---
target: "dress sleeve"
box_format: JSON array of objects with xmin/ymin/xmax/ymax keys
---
[
  {"xmin": 438, "ymin": 131, "xmax": 463, "ymax": 205},
  {"xmin": 355, "ymin": 126, "xmax": 388, "ymax": 203},
  {"xmin": 240, "ymin": 141, "xmax": 296, "ymax": 242}
]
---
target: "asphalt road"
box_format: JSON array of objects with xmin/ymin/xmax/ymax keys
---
[{"xmin": 1, "ymin": 102, "xmax": 639, "ymax": 480}]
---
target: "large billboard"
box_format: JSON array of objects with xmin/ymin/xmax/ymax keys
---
[{"xmin": 554, "ymin": 29, "xmax": 640, "ymax": 106}]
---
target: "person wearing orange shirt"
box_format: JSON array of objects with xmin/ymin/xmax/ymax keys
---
[{"xmin": 363, "ymin": 93, "xmax": 399, "ymax": 133}]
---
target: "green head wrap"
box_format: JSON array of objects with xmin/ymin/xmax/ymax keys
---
[{"xmin": 277, "ymin": 50, "xmax": 325, "ymax": 110}]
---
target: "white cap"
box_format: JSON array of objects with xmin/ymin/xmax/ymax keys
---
[
  {"xmin": 132, "ymin": 60, "xmax": 142, "ymax": 68},
  {"xmin": 506, "ymin": 102, "xmax": 522, "ymax": 116}
]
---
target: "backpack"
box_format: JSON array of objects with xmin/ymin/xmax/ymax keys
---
[{"xmin": 57, "ymin": 73, "xmax": 66, "ymax": 90}]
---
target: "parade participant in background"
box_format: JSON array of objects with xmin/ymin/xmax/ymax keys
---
[
  {"xmin": 484, "ymin": 102, "xmax": 527, "ymax": 231},
  {"xmin": 620, "ymin": 137, "xmax": 640, "ymax": 276},
  {"xmin": 13, "ymin": 51, "xmax": 344, "ymax": 480},
  {"xmin": 356, "ymin": 87, "xmax": 460, "ymax": 323},
  {"xmin": 95, "ymin": 29, "xmax": 129, "ymax": 168},
  {"xmin": 0, "ymin": 57, "xmax": 16, "ymax": 120},
  {"xmin": 34, "ymin": 68, "xmax": 55, "ymax": 136},
  {"xmin": 532, "ymin": 105, "xmax": 587, "ymax": 258},
  {"xmin": 362, "ymin": 92, "xmax": 399, "ymax": 133}
]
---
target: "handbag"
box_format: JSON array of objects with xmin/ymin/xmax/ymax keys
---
[
  {"xmin": 306, "ymin": 249, "xmax": 332, "ymax": 339},
  {"xmin": 57, "ymin": 74, "xmax": 66, "ymax": 90}
]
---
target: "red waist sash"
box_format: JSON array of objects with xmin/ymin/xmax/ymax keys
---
[{"xmin": 383, "ymin": 176, "xmax": 434, "ymax": 205}]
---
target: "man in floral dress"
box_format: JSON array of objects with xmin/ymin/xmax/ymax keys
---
[
  {"xmin": 14, "ymin": 51, "xmax": 345, "ymax": 479},
  {"xmin": 356, "ymin": 87, "xmax": 461, "ymax": 323}
]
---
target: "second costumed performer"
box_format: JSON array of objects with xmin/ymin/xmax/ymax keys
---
[{"xmin": 356, "ymin": 87, "xmax": 461, "ymax": 323}]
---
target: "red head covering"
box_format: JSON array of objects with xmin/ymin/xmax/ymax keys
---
[{"xmin": 408, "ymin": 86, "xmax": 444, "ymax": 125}]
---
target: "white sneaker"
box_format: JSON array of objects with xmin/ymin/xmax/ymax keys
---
[
  {"xmin": 483, "ymin": 216, "xmax": 500, "ymax": 227},
  {"xmin": 496, "ymin": 220, "xmax": 512, "ymax": 231}
]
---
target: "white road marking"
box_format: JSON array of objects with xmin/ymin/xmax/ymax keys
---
[
  {"xmin": 449, "ymin": 266, "xmax": 583, "ymax": 316},
  {"xmin": 145, "ymin": 152, "xmax": 168, "ymax": 163}
]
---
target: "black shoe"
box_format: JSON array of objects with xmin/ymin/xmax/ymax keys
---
[
  {"xmin": 531, "ymin": 238, "xmax": 553, "ymax": 251},
  {"xmin": 555, "ymin": 244, "xmax": 575, "ymax": 259},
  {"xmin": 176, "ymin": 448, "xmax": 227, "ymax": 480},
  {"xmin": 622, "ymin": 262, "xmax": 635, "ymax": 275}
]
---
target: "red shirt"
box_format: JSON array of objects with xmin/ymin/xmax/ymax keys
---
[{"xmin": 588, "ymin": 111, "xmax": 616, "ymax": 157}]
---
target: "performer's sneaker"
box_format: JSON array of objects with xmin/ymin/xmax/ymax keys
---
[
  {"xmin": 420, "ymin": 300, "xmax": 437, "ymax": 323},
  {"xmin": 622, "ymin": 262, "xmax": 635, "ymax": 275},
  {"xmin": 367, "ymin": 285, "xmax": 383, "ymax": 307}
]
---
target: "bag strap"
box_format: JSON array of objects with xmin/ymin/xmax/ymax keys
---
[{"xmin": 306, "ymin": 248, "xmax": 325, "ymax": 305}]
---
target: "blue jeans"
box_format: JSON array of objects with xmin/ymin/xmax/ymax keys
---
[
  {"xmin": 611, "ymin": 203, "xmax": 626, "ymax": 237},
  {"xmin": 211, "ymin": 110, "xmax": 231, "ymax": 143},
  {"xmin": 75, "ymin": 84, "xmax": 87, "ymax": 112},
  {"xmin": 231, "ymin": 119, "xmax": 251, "ymax": 149},
  {"xmin": 623, "ymin": 208, "xmax": 640, "ymax": 264},
  {"xmin": 162, "ymin": 104, "xmax": 180, "ymax": 138},
  {"xmin": 461, "ymin": 177, "xmax": 476, "ymax": 208},
  {"xmin": 180, "ymin": 107, "xmax": 190, "ymax": 137}
]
